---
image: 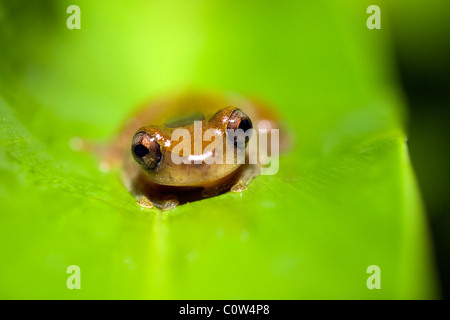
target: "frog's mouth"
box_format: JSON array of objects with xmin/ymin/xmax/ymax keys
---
[
  {"xmin": 143, "ymin": 157, "xmax": 243, "ymax": 188},
  {"xmin": 137, "ymin": 165, "xmax": 247, "ymax": 208}
]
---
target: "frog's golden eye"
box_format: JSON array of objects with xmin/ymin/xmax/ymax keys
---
[
  {"xmin": 132, "ymin": 131, "xmax": 162, "ymax": 169},
  {"xmin": 227, "ymin": 109, "xmax": 253, "ymax": 146}
]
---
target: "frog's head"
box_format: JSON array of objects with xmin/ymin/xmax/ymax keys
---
[{"xmin": 131, "ymin": 107, "xmax": 253, "ymax": 187}]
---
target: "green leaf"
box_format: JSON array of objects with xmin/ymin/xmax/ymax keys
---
[{"xmin": 0, "ymin": 0, "xmax": 437, "ymax": 299}]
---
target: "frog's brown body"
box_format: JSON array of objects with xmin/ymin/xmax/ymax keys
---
[{"xmin": 107, "ymin": 91, "xmax": 283, "ymax": 210}]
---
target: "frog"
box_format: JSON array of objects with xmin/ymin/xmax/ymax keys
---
[{"xmin": 104, "ymin": 90, "xmax": 286, "ymax": 210}]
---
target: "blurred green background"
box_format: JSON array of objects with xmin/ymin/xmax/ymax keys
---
[
  {"xmin": 0, "ymin": 0, "xmax": 447, "ymax": 299},
  {"xmin": 385, "ymin": 0, "xmax": 450, "ymax": 299}
]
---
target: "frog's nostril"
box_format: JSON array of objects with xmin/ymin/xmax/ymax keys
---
[{"xmin": 134, "ymin": 144, "xmax": 149, "ymax": 158}]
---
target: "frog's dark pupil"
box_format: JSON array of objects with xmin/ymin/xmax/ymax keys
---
[
  {"xmin": 239, "ymin": 119, "xmax": 251, "ymax": 131},
  {"xmin": 134, "ymin": 144, "xmax": 149, "ymax": 158}
]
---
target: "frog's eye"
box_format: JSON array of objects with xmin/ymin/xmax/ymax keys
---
[
  {"xmin": 226, "ymin": 109, "xmax": 253, "ymax": 146},
  {"xmin": 131, "ymin": 131, "xmax": 162, "ymax": 169}
]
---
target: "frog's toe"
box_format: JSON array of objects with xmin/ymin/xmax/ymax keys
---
[
  {"xmin": 161, "ymin": 198, "xmax": 179, "ymax": 211},
  {"xmin": 231, "ymin": 183, "xmax": 247, "ymax": 193},
  {"xmin": 137, "ymin": 196, "xmax": 154, "ymax": 208}
]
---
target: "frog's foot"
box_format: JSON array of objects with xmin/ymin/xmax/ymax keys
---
[
  {"xmin": 231, "ymin": 182, "xmax": 248, "ymax": 193},
  {"xmin": 230, "ymin": 164, "xmax": 260, "ymax": 193},
  {"xmin": 160, "ymin": 195, "xmax": 179, "ymax": 211},
  {"xmin": 137, "ymin": 195, "xmax": 154, "ymax": 209}
]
